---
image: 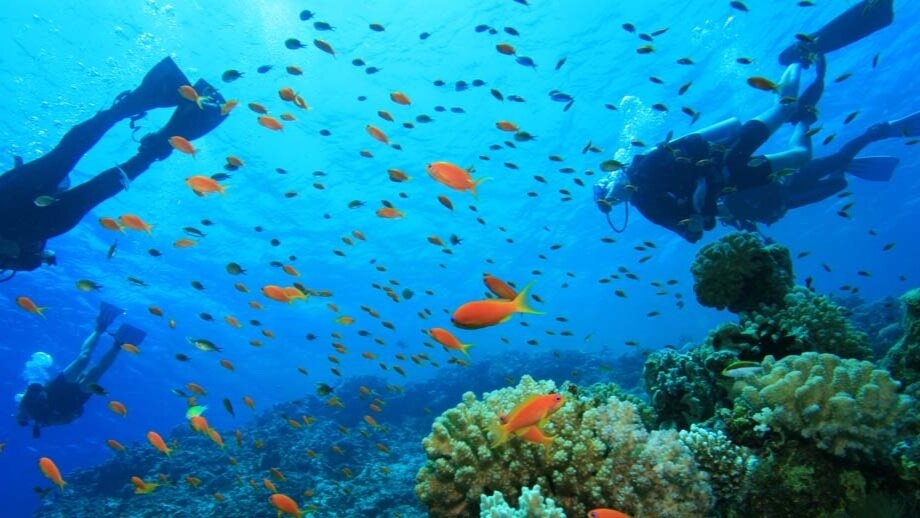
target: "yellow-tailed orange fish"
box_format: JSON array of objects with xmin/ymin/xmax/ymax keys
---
[
  {"xmin": 220, "ymin": 99, "xmax": 239, "ymax": 116},
  {"xmin": 429, "ymin": 327, "xmax": 474, "ymax": 356},
  {"xmin": 588, "ymin": 509, "xmax": 632, "ymax": 518},
  {"xmin": 168, "ymin": 136, "xmax": 196, "ymax": 157},
  {"xmin": 278, "ymin": 87, "xmax": 296, "ymax": 101},
  {"xmin": 491, "ymin": 393, "xmax": 566, "ymax": 446},
  {"xmin": 185, "ymin": 175, "xmax": 226, "ymax": 196},
  {"xmin": 483, "ymin": 273, "xmax": 517, "ymax": 299},
  {"xmin": 451, "ymin": 281, "xmax": 541, "ymax": 329},
  {"xmin": 118, "ymin": 214, "xmax": 153, "ymax": 234},
  {"xmin": 98, "ymin": 216, "xmax": 124, "ymax": 232},
  {"xmin": 262, "ymin": 285, "xmax": 292, "ymax": 303},
  {"xmin": 426, "ymin": 161, "xmax": 489, "ymax": 198},
  {"xmin": 131, "ymin": 475, "xmax": 159, "ymax": 494},
  {"xmin": 366, "ymin": 124, "xmax": 389, "ymax": 145},
  {"xmin": 495, "ymin": 120, "xmax": 519, "ymax": 132},
  {"xmin": 269, "ymin": 493, "xmax": 303, "ymax": 518},
  {"xmin": 178, "ymin": 85, "xmax": 208, "ymax": 109},
  {"xmin": 16, "ymin": 296, "xmax": 47, "ymax": 318},
  {"xmin": 219, "ymin": 359, "xmax": 235, "ymax": 371},
  {"xmin": 147, "ymin": 431, "xmax": 171, "ymax": 456},
  {"xmin": 39, "ymin": 457, "xmax": 66, "ymax": 492}
]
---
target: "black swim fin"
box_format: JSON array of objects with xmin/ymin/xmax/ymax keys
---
[
  {"xmin": 112, "ymin": 323, "xmax": 147, "ymax": 347},
  {"xmin": 110, "ymin": 57, "xmax": 190, "ymax": 118},
  {"xmin": 886, "ymin": 110, "xmax": 920, "ymax": 138},
  {"xmin": 14, "ymin": 155, "xmax": 23, "ymax": 168},
  {"xmin": 96, "ymin": 302, "xmax": 125, "ymax": 331},
  {"xmin": 846, "ymin": 156, "xmax": 899, "ymax": 182},
  {"xmin": 779, "ymin": 0, "xmax": 894, "ymax": 65}
]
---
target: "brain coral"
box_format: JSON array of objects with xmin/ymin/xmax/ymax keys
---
[
  {"xmin": 732, "ymin": 352, "xmax": 917, "ymax": 463},
  {"xmin": 415, "ymin": 376, "xmax": 713, "ymax": 517},
  {"xmin": 691, "ymin": 231, "xmax": 793, "ymax": 313}
]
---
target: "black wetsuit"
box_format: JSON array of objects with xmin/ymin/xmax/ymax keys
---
[
  {"xmin": 0, "ymin": 108, "xmax": 165, "ymax": 272},
  {"xmin": 17, "ymin": 374, "xmax": 92, "ymax": 438},
  {"xmin": 626, "ymin": 120, "xmax": 776, "ymax": 242}
]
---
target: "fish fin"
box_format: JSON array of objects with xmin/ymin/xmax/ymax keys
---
[
  {"xmin": 512, "ymin": 281, "xmax": 544, "ymax": 315},
  {"xmin": 14, "ymin": 155, "xmax": 23, "ymax": 168},
  {"xmin": 488, "ymin": 424, "xmax": 510, "ymax": 448},
  {"xmin": 470, "ymin": 176, "xmax": 492, "ymax": 199},
  {"xmin": 460, "ymin": 342, "xmax": 474, "ymax": 357},
  {"xmin": 846, "ymin": 156, "xmax": 899, "ymax": 182}
]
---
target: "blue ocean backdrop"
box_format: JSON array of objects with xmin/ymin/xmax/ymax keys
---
[{"xmin": 1, "ymin": 1, "xmax": 919, "ymax": 516}]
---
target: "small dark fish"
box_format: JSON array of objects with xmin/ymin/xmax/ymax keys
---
[
  {"xmin": 313, "ymin": 21, "xmax": 335, "ymax": 31},
  {"xmin": 419, "ymin": 32, "xmax": 431, "ymax": 40},
  {"xmin": 638, "ymin": 33, "xmax": 653, "ymax": 42},
  {"xmin": 191, "ymin": 280, "xmax": 206, "ymax": 291},
  {"xmin": 823, "ymin": 133, "xmax": 836, "ymax": 145},
  {"xmin": 622, "ymin": 23, "xmax": 635, "ymax": 33},
  {"xmin": 433, "ymin": 79, "xmax": 446, "ymax": 86},
  {"xmin": 805, "ymin": 276, "xmax": 814, "ymax": 290},
  {"xmin": 200, "ymin": 219, "xmax": 213, "ymax": 226},
  {"xmin": 471, "ymin": 79, "xmax": 486, "ymax": 87},
  {"xmin": 127, "ymin": 277, "xmax": 148, "ymax": 287},
  {"xmin": 490, "ymin": 88, "xmax": 504, "ymax": 101},
  {"xmin": 285, "ymin": 38, "xmax": 306, "ymax": 49},
  {"xmin": 299, "ymin": 10, "xmax": 314, "ymax": 21},
  {"xmin": 872, "ymin": 52, "xmax": 880, "ymax": 68},
  {"xmin": 352, "ymin": 58, "xmax": 366, "ymax": 66},
  {"xmin": 882, "ymin": 242, "xmax": 896, "ymax": 252},
  {"xmin": 210, "ymin": 172, "xmax": 231, "ymax": 181},
  {"xmin": 314, "ymin": 39, "xmax": 335, "ymax": 56},
  {"xmin": 449, "ymin": 234, "xmax": 462, "ymax": 245},
  {"xmin": 402, "ymin": 288, "xmax": 414, "ymax": 300},
  {"xmin": 604, "ymin": 103, "xmax": 617, "ymax": 110},
  {"xmin": 636, "ymin": 45, "xmax": 655, "ymax": 54},
  {"xmin": 175, "ymin": 354, "xmax": 190, "ymax": 363},
  {"xmin": 555, "ymin": 57, "xmax": 566, "ymax": 70},
  {"xmin": 257, "ymin": 65, "xmax": 273, "ymax": 74},
  {"xmin": 676, "ymin": 57, "xmax": 694, "ymax": 65},
  {"xmin": 455, "ymin": 80, "xmax": 469, "ymax": 91},
  {"xmin": 649, "ymin": 76, "xmax": 664, "ymax": 84},
  {"xmin": 87, "ymin": 383, "xmax": 107, "ymax": 396},
  {"xmin": 183, "ymin": 226, "xmax": 206, "ymax": 238},
  {"xmin": 504, "ymin": 26, "xmax": 520, "ymax": 36},
  {"xmin": 416, "ymin": 114, "xmax": 434, "ymax": 123},
  {"xmin": 199, "ymin": 312, "xmax": 214, "ymax": 322},
  {"xmin": 365, "ymin": 66, "xmax": 381, "ymax": 74},
  {"xmin": 507, "ymin": 95, "xmax": 526, "ymax": 102},
  {"xmin": 795, "ymin": 33, "xmax": 817, "ymax": 43},
  {"xmin": 474, "ymin": 24, "xmax": 490, "ymax": 33},
  {"xmin": 369, "ymin": 23, "xmax": 385, "ymax": 32},
  {"xmin": 678, "ymin": 81, "xmax": 692, "ymax": 95},
  {"xmin": 221, "ymin": 69, "xmax": 244, "ymax": 83},
  {"xmin": 449, "ymin": 107, "xmax": 465, "ymax": 114},
  {"xmin": 107, "ymin": 241, "xmax": 117, "ymax": 260},
  {"xmin": 730, "ymin": 1, "xmax": 749, "ymax": 12},
  {"xmin": 550, "ymin": 91, "xmax": 573, "ymax": 102},
  {"xmin": 651, "ymin": 27, "xmax": 669, "ymax": 37},
  {"xmin": 316, "ymin": 383, "xmax": 334, "ymax": 396},
  {"xmin": 736, "ymin": 57, "xmax": 753, "ymax": 65},
  {"xmin": 515, "ymin": 56, "xmax": 537, "ymax": 68},
  {"xmin": 652, "ymin": 103, "xmax": 668, "ymax": 112},
  {"xmin": 843, "ymin": 111, "xmax": 859, "ymax": 125},
  {"xmin": 798, "ymin": 1, "xmax": 815, "ymax": 6},
  {"xmin": 147, "ymin": 248, "xmax": 162, "ymax": 257},
  {"xmin": 222, "ymin": 398, "xmax": 235, "ymax": 418},
  {"xmin": 834, "ymin": 72, "xmax": 853, "ymax": 83}
]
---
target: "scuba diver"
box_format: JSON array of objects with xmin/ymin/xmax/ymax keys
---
[
  {"xmin": 15, "ymin": 302, "xmax": 147, "ymax": 438},
  {"xmin": 593, "ymin": 0, "xmax": 896, "ymax": 243},
  {"xmin": 719, "ymin": 111, "xmax": 920, "ymax": 232},
  {"xmin": 0, "ymin": 57, "xmax": 227, "ymax": 280}
]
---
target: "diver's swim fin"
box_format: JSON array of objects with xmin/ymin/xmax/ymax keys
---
[
  {"xmin": 886, "ymin": 110, "xmax": 920, "ymax": 138},
  {"xmin": 96, "ymin": 302, "xmax": 125, "ymax": 332},
  {"xmin": 112, "ymin": 323, "xmax": 147, "ymax": 347},
  {"xmin": 846, "ymin": 156, "xmax": 899, "ymax": 182},
  {"xmin": 14, "ymin": 155, "xmax": 23, "ymax": 168},
  {"xmin": 779, "ymin": 0, "xmax": 894, "ymax": 65}
]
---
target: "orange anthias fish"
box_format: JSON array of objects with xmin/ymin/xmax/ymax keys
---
[
  {"xmin": 376, "ymin": 207, "xmax": 404, "ymax": 219},
  {"xmin": 426, "ymin": 161, "xmax": 490, "ymax": 198},
  {"xmin": 389, "ymin": 91, "xmax": 411, "ymax": 105},
  {"xmin": 16, "ymin": 296, "xmax": 47, "ymax": 318},
  {"xmin": 366, "ymin": 124, "xmax": 389, "ymax": 145},
  {"xmin": 118, "ymin": 214, "xmax": 154, "ymax": 234},
  {"xmin": 168, "ymin": 136, "xmax": 197, "ymax": 157},
  {"xmin": 106, "ymin": 439, "xmax": 126, "ymax": 452},
  {"xmin": 262, "ymin": 285, "xmax": 292, "ymax": 303},
  {"xmin": 258, "ymin": 115, "xmax": 284, "ymax": 131},
  {"xmin": 39, "ymin": 457, "xmax": 66, "ymax": 492},
  {"xmin": 588, "ymin": 509, "xmax": 632, "ymax": 518},
  {"xmin": 108, "ymin": 400, "xmax": 128, "ymax": 416},
  {"xmin": 483, "ymin": 273, "xmax": 517, "ymax": 299},
  {"xmin": 269, "ymin": 493, "xmax": 304, "ymax": 518},
  {"xmin": 178, "ymin": 85, "xmax": 209, "ymax": 109},
  {"xmin": 147, "ymin": 431, "xmax": 171, "ymax": 456},
  {"xmin": 131, "ymin": 475, "xmax": 159, "ymax": 494},
  {"xmin": 429, "ymin": 327, "xmax": 474, "ymax": 357},
  {"xmin": 185, "ymin": 175, "xmax": 226, "ymax": 196},
  {"xmin": 98, "ymin": 216, "xmax": 124, "ymax": 232},
  {"xmin": 451, "ymin": 281, "xmax": 541, "ymax": 329},
  {"xmin": 491, "ymin": 393, "xmax": 566, "ymax": 447}
]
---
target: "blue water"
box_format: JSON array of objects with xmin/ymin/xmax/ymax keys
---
[{"xmin": 2, "ymin": 1, "xmax": 919, "ymax": 515}]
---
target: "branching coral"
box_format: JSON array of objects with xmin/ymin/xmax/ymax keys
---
[
  {"xmin": 691, "ymin": 231, "xmax": 793, "ymax": 313},
  {"xmin": 882, "ymin": 288, "xmax": 920, "ymax": 387},
  {"xmin": 479, "ymin": 485, "xmax": 565, "ymax": 518},
  {"xmin": 732, "ymin": 352, "xmax": 917, "ymax": 463},
  {"xmin": 678, "ymin": 424, "xmax": 758, "ymax": 512},
  {"xmin": 415, "ymin": 376, "xmax": 713, "ymax": 517}
]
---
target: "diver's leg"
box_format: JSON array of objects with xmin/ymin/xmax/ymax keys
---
[
  {"xmin": 677, "ymin": 118, "xmax": 742, "ymax": 147},
  {"xmin": 61, "ymin": 330, "xmax": 102, "ymax": 382},
  {"xmin": 752, "ymin": 64, "xmax": 802, "ymax": 132},
  {"xmin": 786, "ymin": 175, "xmax": 848, "ymax": 210},
  {"xmin": 764, "ymin": 122, "xmax": 813, "ymax": 172},
  {"xmin": 79, "ymin": 344, "xmax": 120, "ymax": 387},
  {"xmin": 779, "ymin": 0, "xmax": 894, "ymax": 65}
]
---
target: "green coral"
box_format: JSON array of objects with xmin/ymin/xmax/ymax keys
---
[
  {"xmin": 415, "ymin": 376, "xmax": 713, "ymax": 517},
  {"xmin": 479, "ymin": 485, "xmax": 565, "ymax": 517},
  {"xmin": 882, "ymin": 288, "xmax": 920, "ymax": 387},
  {"xmin": 643, "ymin": 347, "xmax": 730, "ymax": 429},
  {"xmin": 691, "ymin": 231, "xmax": 793, "ymax": 313},
  {"xmin": 740, "ymin": 287, "xmax": 872, "ymax": 360},
  {"xmin": 732, "ymin": 352, "xmax": 916, "ymax": 463},
  {"xmin": 678, "ymin": 424, "xmax": 758, "ymax": 512}
]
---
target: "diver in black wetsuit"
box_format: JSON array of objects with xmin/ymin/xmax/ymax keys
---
[
  {"xmin": 15, "ymin": 302, "xmax": 147, "ymax": 438},
  {"xmin": 592, "ymin": 0, "xmax": 896, "ymax": 243},
  {"xmin": 0, "ymin": 57, "xmax": 227, "ymax": 277}
]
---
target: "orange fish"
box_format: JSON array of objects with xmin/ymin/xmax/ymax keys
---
[
  {"xmin": 366, "ymin": 124, "xmax": 389, "ymax": 145},
  {"xmin": 106, "ymin": 439, "xmax": 126, "ymax": 452},
  {"xmin": 226, "ymin": 155, "xmax": 244, "ymax": 168},
  {"xmin": 263, "ymin": 478, "xmax": 278, "ymax": 493},
  {"xmin": 178, "ymin": 85, "xmax": 208, "ymax": 109},
  {"xmin": 483, "ymin": 273, "xmax": 517, "ymax": 299},
  {"xmin": 186, "ymin": 476, "xmax": 202, "ymax": 488},
  {"xmin": 378, "ymin": 110, "xmax": 394, "ymax": 122},
  {"xmin": 148, "ymin": 306, "xmax": 164, "ymax": 317},
  {"xmin": 118, "ymin": 214, "xmax": 153, "ymax": 234},
  {"xmin": 429, "ymin": 327, "xmax": 474, "ymax": 356},
  {"xmin": 207, "ymin": 428, "xmax": 224, "ymax": 449},
  {"xmin": 131, "ymin": 475, "xmax": 159, "ymax": 494},
  {"xmin": 746, "ymin": 76, "xmax": 779, "ymax": 92},
  {"xmin": 269, "ymin": 493, "xmax": 304, "ymax": 518},
  {"xmin": 387, "ymin": 168, "xmax": 410, "ymax": 182},
  {"xmin": 262, "ymin": 285, "xmax": 292, "ymax": 303},
  {"xmin": 516, "ymin": 424, "xmax": 554, "ymax": 447},
  {"xmin": 496, "ymin": 43, "xmax": 516, "ymax": 55},
  {"xmin": 39, "ymin": 457, "xmax": 66, "ymax": 492},
  {"xmin": 220, "ymin": 99, "xmax": 239, "ymax": 116},
  {"xmin": 282, "ymin": 264, "xmax": 300, "ymax": 277},
  {"xmin": 278, "ymin": 87, "xmax": 296, "ymax": 101},
  {"xmin": 168, "ymin": 136, "xmax": 196, "ymax": 157},
  {"xmin": 98, "ymin": 216, "xmax": 124, "ymax": 232},
  {"xmin": 108, "ymin": 400, "xmax": 128, "ymax": 416},
  {"xmin": 588, "ymin": 510, "xmax": 632, "ymax": 518},
  {"xmin": 121, "ymin": 343, "xmax": 141, "ymax": 354},
  {"xmin": 426, "ymin": 161, "xmax": 489, "ymax": 198},
  {"xmin": 283, "ymin": 286, "xmax": 308, "ymax": 301},
  {"xmin": 16, "ymin": 296, "xmax": 47, "ymax": 318},
  {"xmin": 185, "ymin": 175, "xmax": 226, "ymax": 196},
  {"xmin": 376, "ymin": 207, "xmax": 404, "ymax": 219},
  {"xmin": 224, "ymin": 315, "xmax": 242, "ymax": 328},
  {"xmin": 189, "ymin": 415, "xmax": 210, "ymax": 434},
  {"xmin": 243, "ymin": 395, "xmax": 256, "ymax": 410},
  {"xmin": 495, "ymin": 120, "xmax": 520, "ymax": 132},
  {"xmin": 248, "ymin": 102, "xmax": 269, "ymax": 114},
  {"xmin": 173, "ymin": 238, "xmax": 197, "ymax": 248},
  {"xmin": 147, "ymin": 430, "xmax": 171, "ymax": 456},
  {"xmin": 258, "ymin": 115, "xmax": 283, "ymax": 131},
  {"xmin": 451, "ymin": 281, "xmax": 541, "ymax": 329},
  {"xmin": 186, "ymin": 382, "xmax": 207, "ymax": 395},
  {"xmin": 491, "ymin": 393, "xmax": 566, "ymax": 447},
  {"xmin": 219, "ymin": 359, "xmax": 235, "ymax": 371},
  {"xmin": 389, "ymin": 91, "xmax": 411, "ymax": 105}
]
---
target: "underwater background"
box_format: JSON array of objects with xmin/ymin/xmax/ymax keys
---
[{"xmin": 1, "ymin": 0, "xmax": 919, "ymax": 516}]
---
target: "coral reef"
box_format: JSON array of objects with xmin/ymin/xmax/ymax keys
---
[
  {"xmin": 415, "ymin": 376, "xmax": 713, "ymax": 517},
  {"xmin": 882, "ymin": 288, "xmax": 920, "ymax": 388},
  {"xmin": 479, "ymin": 484, "xmax": 565, "ymax": 518},
  {"xmin": 731, "ymin": 352, "xmax": 917, "ymax": 463},
  {"xmin": 691, "ymin": 232, "xmax": 793, "ymax": 313},
  {"xmin": 642, "ymin": 347, "xmax": 731, "ymax": 429},
  {"xmin": 678, "ymin": 424, "xmax": 758, "ymax": 512}
]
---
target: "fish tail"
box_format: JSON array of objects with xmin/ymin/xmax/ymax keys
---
[
  {"xmin": 460, "ymin": 342, "xmax": 475, "ymax": 357},
  {"xmin": 512, "ymin": 281, "xmax": 544, "ymax": 315},
  {"xmin": 488, "ymin": 424, "xmax": 510, "ymax": 448},
  {"xmin": 470, "ymin": 176, "xmax": 492, "ymax": 199},
  {"xmin": 38, "ymin": 307, "xmax": 48, "ymax": 319}
]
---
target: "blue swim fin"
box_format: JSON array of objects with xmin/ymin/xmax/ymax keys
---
[
  {"xmin": 887, "ymin": 111, "xmax": 920, "ymax": 138},
  {"xmin": 96, "ymin": 302, "xmax": 125, "ymax": 331},
  {"xmin": 779, "ymin": 0, "xmax": 893, "ymax": 65},
  {"xmin": 112, "ymin": 323, "xmax": 147, "ymax": 347},
  {"xmin": 846, "ymin": 156, "xmax": 899, "ymax": 182}
]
